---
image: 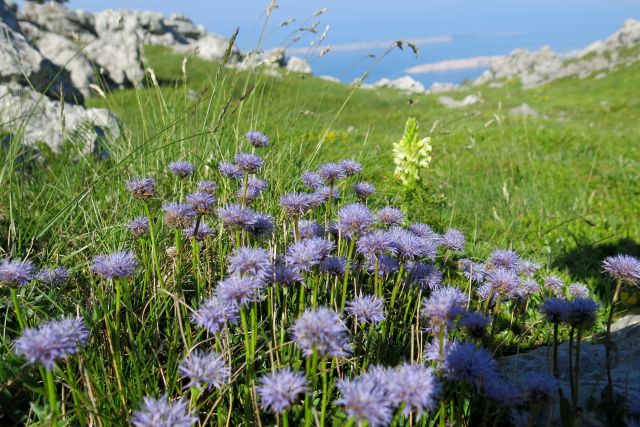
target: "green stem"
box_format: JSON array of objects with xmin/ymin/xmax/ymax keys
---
[
  {"xmin": 144, "ymin": 202, "xmax": 164, "ymax": 288},
  {"xmin": 605, "ymin": 279, "xmax": 622, "ymax": 402},
  {"xmin": 10, "ymin": 288, "xmax": 26, "ymax": 330},
  {"xmin": 45, "ymin": 368, "xmax": 58, "ymax": 426}
]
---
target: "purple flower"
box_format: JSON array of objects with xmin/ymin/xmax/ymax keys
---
[
  {"xmin": 0, "ymin": 258, "xmax": 35, "ymax": 288},
  {"xmin": 286, "ymin": 238, "xmax": 334, "ymax": 272},
  {"xmin": 127, "ymin": 216, "xmax": 150, "ymax": 237},
  {"xmin": 182, "ymin": 222, "xmax": 215, "ymax": 241},
  {"xmin": 336, "ymin": 375, "xmax": 393, "ymax": 427},
  {"xmin": 37, "ymin": 266, "xmax": 69, "ymax": 286},
  {"xmin": 376, "ymin": 207, "xmax": 404, "ymax": 227},
  {"xmin": 168, "ymin": 161, "xmax": 195, "ymax": 178},
  {"xmin": 488, "ymin": 249, "xmax": 520, "ymax": 271},
  {"xmin": 131, "ymin": 394, "xmax": 197, "ymax": 427},
  {"xmin": 441, "ymin": 228, "xmax": 465, "ymax": 251},
  {"xmin": 544, "ymin": 275, "xmax": 565, "ymax": 295},
  {"xmin": 338, "ymin": 203, "xmax": 375, "ymax": 238},
  {"xmin": 339, "ymin": 159, "xmax": 362, "ymax": 176},
  {"xmin": 257, "ymin": 368, "xmax": 307, "ymax": 413},
  {"xmin": 482, "ymin": 377, "xmax": 522, "ymax": 408},
  {"xmin": 387, "ymin": 364, "xmax": 440, "ymax": 417},
  {"xmin": 485, "ymin": 267, "xmax": 520, "ymax": 296},
  {"xmin": 318, "ymin": 162, "xmax": 346, "ymax": 183},
  {"xmin": 279, "ymin": 192, "xmax": 313, "ymax": 216},
  {"xmin": 520, "ymin": 371, "xmax": 559, "ymax": 402},
  {"xmin": 215, "ymin": 275, "xmax": 263, "ymax": 307},
  {"xmin": 163, "ymin": 202, "xmax": 197, "ymax": 228},
  {"xmin": 563, "ymin": 298, "xmax": 598, "ymax": 329},
  {"xmin": 218, "ymin": 162, "xmax": 243, "ymax": 179},
  {"xmin": 125, "ymin": 178, "xmax": 156, "ymax": 199},
  {"xmin": 301, "ymin": 171, "xmax": 324, "ymax": 189},
  {"xmin": 247, "ymin": 212, "xmax": 275, "ymax": 238},
  {"xmin": 568, "ymin": 283, "xmax": 589, "ymax": 299},
  {"xmin": 518, "ymin": 260, "xmax": 541, "ymax": 277},
  {"xmin": 228, "ymin": 246, "xmax": 271, "ymax": 280},
  {"xmin": 312, "ymin": 186, "xmax": 340, "ymax": 204},
  {"xmin": 366, "ymin": 254, "xmax": 399, "ymax": 276},
  {"xmin": 386, "ymin": 227, "xmax": 437, "ymax": 260},
  {"xmin": 179, "ymin": 351, "xmax": 230, "ymax": 390},
  {"xmin": 320, "ymin": 256, "xmax": 347, "ymax": 276},
  {"xmin": 298, "ymin": 220, "xmax": 324, "ymax": 239},
  {"xmin": 408, "ymin": 223, "xmax": 440, "ymax": 241},
  {"xmin": 627, "ymin": 392, "xmax": 640, "ymax": 417},
  {"xmin": 246, "ymin": 130, "xmax": 269, "ymax": 148},
  {"xmin": 407, "ymin": 262, "xmax": 443, "ymax": 290},
  {"xmin": 421, "ymin": 286, "xmax": 467, "ymax": 327},
  {"xmin": 239, "ymin": 177, "xmax": 268, "ymax": 203},
  {"xmin": 539, "ymin": 297, "xmax": 571, "ymax": 323},
  {"xmin": 353, "ymin": 182, "xmax": 375, "ymax": 200},
  {"xmin": 266, "ymin": 262, "xmax": 304, "ymax": 286},
  {"xmin": 196, "ymin": 180, "xmax": 217, "ymax": 195},
  {"xmin": 458, "ymin": 258, "xmax": 486, "ymax": 284},
  {"xmin": 459, "ymin": 312, "xmax": 489, "ymax": 338},
  {"xmin": 218, "ymin": 204, "xmax": 256, "ymax": 229},
  {"xmin": 357, "ymin": 231, "xmax": 396, "ymax": 257},
  {"xmin": 191, "ymin": 296, "xmax": 239, "ymax": 334},
  {"xmin": 424, "ymin": 337, "xmax": 458, "ymax": 364},
  {"xmin": 510, "ymin": 278, "xmax": 539, "ymax": 300},
  {"xmin": 14, "ymin": 317, "xmax": 89, "ymax": 369},
  {"xmin": 90, "ymin": 251, "xmax": 138, "ymax": 279},
  {"xmin": 291, "ymin": 308, "xmax": 351, "ymax": 357},
  {"xmin": 603, "ymin": 254, "xmax": 640, "ymax": 285},
  {"xmin": 444, "ymin": 342, "xmax": 497, "ymax": 387},
  {"xmin": 346, "ymin": 295, "xmax": 386, "ymax": 324},
  {"xmin": 234, "ymin": 152, "xmax": 263, "ymax": 174},
  {"xmin": 186, "ymin": 192, "xmax": 217, "ymax": 214}
]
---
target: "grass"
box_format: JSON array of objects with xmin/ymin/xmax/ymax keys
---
[{"xmin": 1, "ymin": 38, "xmax": 639, "ymax": 426}]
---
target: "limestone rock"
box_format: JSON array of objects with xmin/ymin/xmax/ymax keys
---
[
  {"xmin": 286, "ymin": 56, "xmax": 312, "ymax": 74},
  {"xmin": 508, "ymin": 103, "xmax": 539, "ymax": 117},
  {"xmin": 0, "ymin": 82, "xmax": 120, "ymax": 154},
  {"xmin": 374, "ymin": 76, "xmax": 425, "ymax": 94},
  {"xmin": 426, "ymin": 82, "xmax": 459, "ymax": 94},
  {"xmin": 438, "ymin": 94, "xmax": 480, "ymax": 108}
]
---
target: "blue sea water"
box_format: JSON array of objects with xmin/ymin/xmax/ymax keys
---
[{"xmin": 41, "ymin": 0, "xmax": 640, "ymax": 87}]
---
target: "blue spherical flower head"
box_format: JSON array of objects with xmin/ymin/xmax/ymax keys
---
[
  {"xmin": 544, "ymin": 275, "xmax": 565, "ymax": 295},
  {"xmin": 179, "ymin": 350, "xmax": 230, "ymax": 390},
  {"xmin": 510, "ymin": 278, "xmax": 539, "ymax": 300},
  {"xmin": 387, "ymin": 363, "xmax": 440, "ymax": 417},
  {"xmin": 266, "ymin": 261, "xmax": 304, "ymax": 286},
  {"xmin": 520, "ymin": 371, "xmax": 559, "ymax": 402},
  {"xmin": 257, "ymin": 368, "xmax": 307, "ymax": 413},
  {"xmin": 459, "ymin": 311, "xmax": 489, "ymax": 338},
  {"xmin": 444, "ymin": 341, "xmax": 497, "ymax": 388},
  {"xmin": 168, "ymin": 161, "xmax": 195, "ymax": 178},
  {"xmin": 539, "ymin": 297, "xmax": 571, "ymax": 323},
  {"xmin": 285, "ymin": 238, "xmax": 334, "ymax": 272},
  {"xmin": 458, "ymin": 258, "xmax": 486, "ymax": 284},
  {"xmin": 14, "ymin": 317, "xmax": 89, "ymax": 369},
  {"xmin": 386, "ymin": 227, "xmax": 437, "ymax": 260},
  {"xmin": 407, "ymin": 262, "xmax": 443, "ymax": 290},
  {"xmin": 218, "ymin": 204, "xmax": 256, "ymax": 229},
  {"xmin": 238, "ymin": 177, "xmax": 268, "ymax": 203},
  {"xmin": 279, "ymin": 192, "xmax": 313, "ymax": 216},
  {"xmin": 234, "ymin": 152, "xmax": 263, "ymax": 174},
  {"xmin": 339, "ymin": 159, "xmax": 362, "ymax": 176},
  {"xmin": 424, "ymin": 337, "xmax": 458, "ymax": 364},
  {"xmin": 376, "ymin": 207, "xmax": 404, "ymax": 227},
  {"xmin": 336, "ymin": 374, "xmax": 393, "ymax": 427},
  {"xmin": 196, "ymin": 180, "xmax": 217, "ymax": 195},
  {"xmin": 37, "ymin": 266, "xmax": 69, "ymax": 286},
  {"xmin": 291, "ymin": 307, "xmax": 351, "ymax": 357},
  {"xmin": 346, "ymin": 294, "xmax": 386, "ymax": 325},
  {"xmin": 90, "ymin": 250, "xmax": 138, "ymax": 280},
  {"xmin": 563, "ymin": 297, "xmax": 599, "ymax": 329},
  {"xmin": 568, "ymin": 283, "xmax": 589, "ymax": 299},
  {"xmin": 186, "ymin": 192, "xmax": 217, "ymax": 215},
  {"xmin": 247, "ymin": 212, "xmax": 275, "ymax": 238},
  {"xmin": 442, "ymin": 228, "xmax": 465, "ymax": 251},
  {"xmin": 0, "ymin": 258, "xmax": 35, "ymax": 288},
  {"xmin": 228, "ymin": 246, "xmax": 271, "ymax": 280},
  {"xmin": 131, "ymin": 394, "xmax": 197, "ymax": 427},
  {"xmin": 518, "ymin": 260, "xmax": 541, "ymax": 277},
  {"xmin": 365, "ymin": 253, "xmax": 400, "ymax": 276},
  {"xmin": 409, "ymin": 223, "xmax": 440, "ymax": 241},
  {"xmin": 163, "ymin": 202, "xmax": 196, "ymax": 229},
  {"xmin": 357, "ymin": 231, "xmax": 396, "ymax": 257},
  {"xmin": 182, "ymin": 222, "xmax": 215, "ymax": 241},
  {"xmin": 338, "ymin": 203, "xmax": 375, "ymax": 238},
  {"xmin": 125, "ymin": 177, "xmax": 156, "ymax": 200},
  {"xmin": 353, "ymin": 182, "xmax": 375, "ymax": 200},
  {"xmin": 301, "ymin": 171, "xmax": 325, "ymax": 189},
  {"xmin": 191, "ymin": 296, "xmax": 239, "ymax": 334},
  {"xmin": 421, "ymin": 286, "xmax": 467, "ymax": 328},
  {"xmin": 127, "ymin": 216, "xmax": 150, "ymax": 237},
  {"xmin": 215, "ymin": 275, "xmax": 263, "ymax": 307},
  {"xmin": 318, "ymin": 162, "xmax": 346, "ymax": 183},
  {"xmin": 320, "ymin": 256, "xmax": 348, "ymax": 276},
  {"xmin": 603, "ymin": 254, "xmax": 640, "ymax": 285},
  {"xmin": 489, "ymin": 249, "xmax": 521, "ymax": 271},
  {"xmin": 482, "ymin": 377, "xmax": 522, "ymax": 408},
  {"xmin": 485, "ymin": 267, "xmax": 520, "ymax": 296},
  {"xmin": 245, "ymin": 130, "xmax": 269, "ymax": 148},
  {"xmin": 313, "ymin": 186, "xmax": 340, "ymax": 204},
  {"xmin": 218, "ymin": 162, "xmax": 243, "ymax": 179},
  {"xmin": 297, "ymin": 220, "xmax": 325, "ymax": 239}
]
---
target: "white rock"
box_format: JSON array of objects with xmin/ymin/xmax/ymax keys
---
[
  {"xmin": 508, "ymin": 103, "xmax": 538, "ymax": 117},
  {"xmin": 374, "ymin": 75, "xmax": 425, "ymax": 94},
  {"xmin": 438, "ymin": 95, "xmax": 480, "ymax": 108},
  {"xmin": 285, "ymin": 56, "xmax": 312, "ymax": 74},
  {"xmin": 0, "ymin": 82, "xmax": 120, "ymax": 154},
  {"xmin": 178, "ymin": 33, "xmax": 240, "ymax": 62},
  {"xmin": 319, "ymin": 75, "xmax": 341, "ymax": 83},
  {"xmin": 425, "ymin": 82, "xmax": 459, "ymax": 94}
]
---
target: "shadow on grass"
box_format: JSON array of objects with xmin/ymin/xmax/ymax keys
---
[{"xmin": 552, "ymin": 237, "xmax": 640, "ymax": 301}]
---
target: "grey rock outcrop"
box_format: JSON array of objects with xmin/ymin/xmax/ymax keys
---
[
  {"xmin": 438, "ymin": 94, "xmax": 480, "ymax": 108},
  {"xmin": 374, "ymin": 76, "xmax": 425, "ymax": 94},
  {"xmin": 508, "ymin": 103, "xmax": 538, "ymax": 117},
  {"xmin": 285, "ymin": 56, "xmax": 312, "ymax": 74},
  {"xmin": 0, "ymin": 82, "xmax": 120, "ymax": 154},
  {"xmin": 426, "ymin": 82, "xmax": 459, "ymax": 94}
]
